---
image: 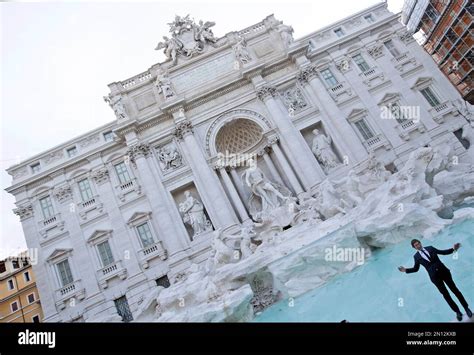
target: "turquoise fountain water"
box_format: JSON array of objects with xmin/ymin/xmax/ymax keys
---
[{"xmin": 254, "ymin": 218, "xmax": 474, "ymax": 322}]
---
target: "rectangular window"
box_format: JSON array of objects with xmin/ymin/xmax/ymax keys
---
[
  {"xmin": 137, "ymin": 222, "xmax": 154, "ymax": 248},
  {"xmin": 12, "ymin": 259, "xmax": 20, "ymax": 269},
  {"xmin": 22, "ymin": 259, "xmax": 29, "ymax": 267},
  {"xmin": 78, "ymin": 178, "xmax": 94, "ymax": 202},
  {"xmin": 114, "ymin": 162, "xmax": 131, "ymax": 185},
  {"xmin": 39, "ymin": 196, "xmax": 54, "ymax": 220},
  {"xmin": 11, "ymin": 301, "xmax": 19, "ymax": 312},
  {"xmin": 354, "ymin": 119, "xmax": 374, "ymax": 140},
  {"xmin": 24, "ymin": 271, "xmax": 31, "ymax": 282},
  {"xmin": 103, "ymin": 131, "xmax": 114, "ymax": 142},
  {"xmin": 364, "ymin": 14, "xmax": 375, "ymax": 23},
  {"xmin": 114, "ymin": 296, "xmax": 133, "ymax": 322},
  {"xmin": 32, "ymin": 315, "xmax": 40, "ymax": 323},
  {"xmin": 0, "ymin": 261, "xmax": 6, "ymax": 273},
  {"xmin": 7, "ymin": 279, "xmax": 14, "ymax": 290},
  {"xmin": 27, "ymin": 293, "xmax": 35, "ymax": 304},
  {"xmin": 66, "ymin": 146, "xmax": 77, "ymax": 158},
  {"xmin": 420, "ymin": 87, "xmax": 441, "ymax": 107},
  {"xmin": 384, "ymin": 39, "xmax": 401, "ymax": 57},
  {"xmin": 31, "ymin": 163, "xmax": 41, "ymax": 173},
  {"xmin": 320, "ymin": 68, "xmax": 339, "ymax": 87},
  {"xmin": 56, "ymin": 259, "xmax": 74, "ymax": 287},
  {"xmin": 97, "ymin": 240, "xmax": 115, "ymax": 267},
  {"xmin": 389, "ymin": 102, "xmax": 408, "ymax": 123},
  {"xmin": 334, "ymin": 28, "xmax": 344, "ymax": 37},
  {"xmin": 353, "ymin": 54, "xmax": 371, "ymax": 72}
]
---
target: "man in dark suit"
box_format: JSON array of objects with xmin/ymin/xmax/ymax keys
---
[{"xmin": 398, "ymin": 239, "xmax": 471, "ymax": 321}]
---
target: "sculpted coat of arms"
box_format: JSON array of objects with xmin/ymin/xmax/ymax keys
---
[{"xmin": 155, "ymin": 15, "xmax": 219, "ymax": 65}]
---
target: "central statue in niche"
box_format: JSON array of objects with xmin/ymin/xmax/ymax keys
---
[{"xmin": 242, "ymin": 159, "xmax": 296, "ymax": 226}]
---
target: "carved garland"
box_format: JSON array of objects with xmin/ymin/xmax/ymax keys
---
[{"xmin": 13, "ymin": 205, "xmax": 34, "ymax": 220}]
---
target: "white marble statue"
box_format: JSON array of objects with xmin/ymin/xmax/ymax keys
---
[
  {"xmin": 155, "ymin": 36, "xmax": 182, "ymax": 65},
  {"xmin": 242, "ymin": 159, "xmax": 289, "ymax": 215},
  {"xmin": 233, "ymin": 36, "xmax": 252, "ymax": 65},
  {"xmin": 314, "ymin": 179, "xmax": 347, "ymax": 219},
  {"xmin": 277, "ymin": 24, "xmax": 294, "ymax": 46},
  {"xmin": 311, "ymin": 129, "xmax": 339, "ymax": 171},
  {"xmin": 103, "ymin": 94, "xmax": 128, "ymax": 120},
  {"xmin": 155, "ymin": 69, "xmax": 176, "ymax": 100},
  {"xmin": 204, "ymin": 229, "xmax": 237, "ymax": 275},
  {"xmin": 340, "ymin": 170, "xmax": 364, "ymax": 208},
  {"xmin": 179, "ymin": 191, "xmax": 211, "ymax": 237},
  {"xmin": 195, "ymin": 20, "xmax": 217, "ymax": 44}
]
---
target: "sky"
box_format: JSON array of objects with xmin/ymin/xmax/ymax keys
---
[{"xmin": 0, "ymin": 0, "xmax": 405, "ymax": 259}]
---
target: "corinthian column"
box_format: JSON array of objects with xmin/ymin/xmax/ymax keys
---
[
  {"xmin": 126, "ymin": 143, "xmax": 188, "ymax": 258},
  {"xmin": 174, "ymin": 119, "xmax": 239, "ymax": 231},
  {"xmin": 297, "ymin": 65, "xmax": 367, "ymax": 163},
  {"xmin": 256, "ymin": 84, "xmax": 325, "ymax": 190}
]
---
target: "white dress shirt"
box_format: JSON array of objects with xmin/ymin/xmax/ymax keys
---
[{"xmin": 418, "ymin": 247, "xmax": 431, "ymax": 262}]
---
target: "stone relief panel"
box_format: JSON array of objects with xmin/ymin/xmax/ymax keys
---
[
  {"xmin": 280, "ymin": 86, "xmax": 308, "ymax": 116},
  {"xmin": 134, "ymin": 91, "xmax": 157, "ymax": 111},
  {"xmin": 155, "ymin": 142, "xmax": 184, "ymax": 173}
]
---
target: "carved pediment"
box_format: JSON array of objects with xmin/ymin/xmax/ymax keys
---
[
  {"xmin": 127, "ymin": 211, "xmax": 152, "ymax": 225},
  {"xmin": 378, "ymin": 92, "xmax": 400, "ymax": 106},
  {"xmin": 46, "ymin": 248, "xmax": 73, "ymax": 262},
  {"xmin": 347, "ymin": 108, "xmax": 368, "ymax": 120},
  {"xmin": 87, "ymin": 230, "xmax": 113, "ymax": 244},
  {"xmin": 411, "ymin": 77, "xmax": 433, "ymax": 90}
]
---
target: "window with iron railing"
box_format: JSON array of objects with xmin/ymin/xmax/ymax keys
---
[
  {"xmin": 353, "ymin": 54, "xmax": 371, "ymax": 72},
  {"xmin": 114, "ymin": 296, "xmax": 133, "ymax": 322},
  {"xmin": 78, "ymin": 178, "xmax": 94, "ymax": 202},
  {"xmin": 39, "ymin": 196, "xmax": 54, "ymax": 220},
  {"xmin": 97, "ymin": 240, "xmax": 115, "ymax": 267},
  {"xmin": 114, "ymin": 162, "xmax": 131, "ymax": 185},
  {"xmin": 354, "ymin": 119, "xmax": 375, "ymax": 140},
  {"xmin": 320, "ymin": 68, "xmax": 339, "ymax": 87},
  {"xmin": 56, "ymin": 259, "xmax": 74, "ymax": 287},
  {"xmin": 420, "ymin": 87, "xmax": 441, "ymax": 107}
]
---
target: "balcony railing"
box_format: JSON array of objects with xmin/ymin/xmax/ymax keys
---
[
  {"xmin": 115, "ymin": 178, "xmax": 141, "ymax": 202},
  {"xmin": 81, "ymin": 197, "xmax": 96, "ymax": 208},
  {"xmin": 137, "ymin": 241, "xmax": 168, "ymax": 269},
  {"xmin": 362, "ymin": 134, "xmax": 390, "ymax": 151},
  {"xmin": 54, "ymin": 279, "xmax": 85, "ymax": 306},
  {"xmin": 43, "ymin": 215, "xmax": 57, "ymax": 226},
  {"xmin": 96, "ymin": 260, "xmax": 127, "ymax": 288}
]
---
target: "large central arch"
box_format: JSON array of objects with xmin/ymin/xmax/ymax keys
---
[{"xmin": 205, "ymin": 109, "xmax": 273, "ymax": 156}]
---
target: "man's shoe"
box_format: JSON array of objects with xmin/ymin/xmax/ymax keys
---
[
  {"xmin": 456, "ymin": 312, "xmax": 463, "ymax": 321},
  {"xmin": 465, "ymin": 308, "xmax": 472, "ymax": 318}
]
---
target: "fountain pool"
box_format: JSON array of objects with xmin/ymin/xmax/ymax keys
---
[{"xmin": 254, "ymin": 218, "xmax": 474, "ymax": 322}]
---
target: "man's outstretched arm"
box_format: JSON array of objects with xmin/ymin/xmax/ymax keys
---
[
  {"xmin": 399, "ymin": 257, "xmax": 420, "ymax": 273},
  {"xmin": 433, "ymin": 243, "xmax": 461, "ymax": 255}
]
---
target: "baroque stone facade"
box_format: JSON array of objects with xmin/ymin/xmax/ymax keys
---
[{"xmin": 5, "ymin": 3, "xmax": 474, "ymax": 322}]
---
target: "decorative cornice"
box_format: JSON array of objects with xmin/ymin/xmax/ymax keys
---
[
  {"xmin": 174, "ymin": 120, "xmax": 194, "ymax": 140},
  {"xmin": 13, "ymin": 204, "xmax": 34, "ymax": 221},
  {"xmin": 53, "ymin": 185, "xmax": 73, "ymax": 203},
  {"xmin": 256, "ymin": 85, "xmax": 277, "ymax": 102}
]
